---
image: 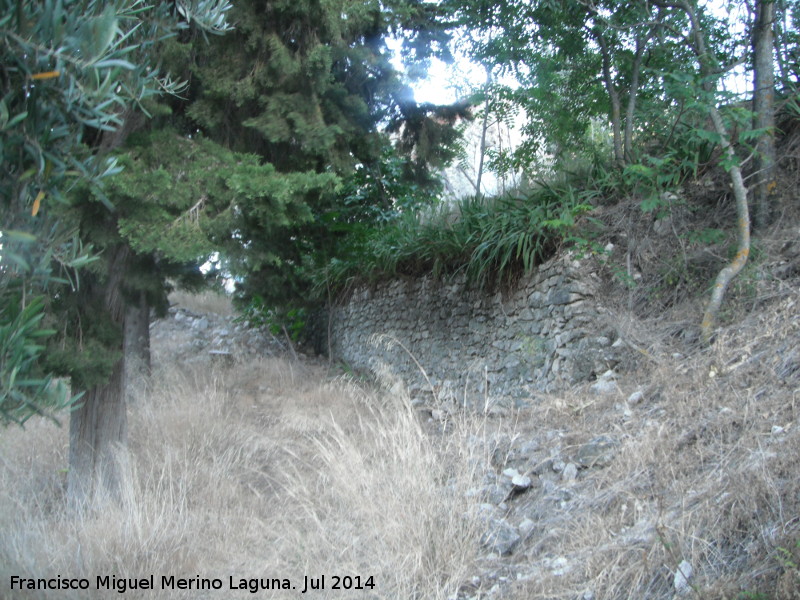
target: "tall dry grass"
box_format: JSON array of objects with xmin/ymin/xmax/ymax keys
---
[
  {"xmin": 501, "ymin": 288, "xmax": 800, "ymax": 600},
  {"xmin": 167, "ymin": 288, "xmax": 234, "ymax": 317},
  {"xmin": 0, "ymin": 357, "xmax": 484, "ymax": 599}
]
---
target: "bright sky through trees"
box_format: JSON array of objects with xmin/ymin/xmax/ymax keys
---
[{"xmin": 395, "ymin": 0, "xmax": 750, "ymax": 105}]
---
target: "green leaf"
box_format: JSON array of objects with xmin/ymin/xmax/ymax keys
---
[
  {"xmin": 92, "ymin": 58, "xmax": 136, "ymax": 70},
  {"xmin": 693, "ymin": 129, "xmax": 722, "ymax": 144},
  {"xmin": 6, "ymin": 111, "xmax": 28, "ymax": 128},
  {"xmin": 1, "ymin": 230, "xmax": 37, "ymax": 244},
  {"xmin": 640, "ymin": 194, "xmax": 661, "ymax": 213}
]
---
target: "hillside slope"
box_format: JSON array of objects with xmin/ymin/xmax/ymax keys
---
[{"xmin": 2, "ymin": 158, "xmax": 800, "ymax": 599}]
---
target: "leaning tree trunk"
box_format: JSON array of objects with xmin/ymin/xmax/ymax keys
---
[
  {"xmin": 67, "ymin": 244, "xmax": 131, "ymax": 506},
  {"xmin": 677, "ymin": 0, "xmax": 752, "ymax": 344}
]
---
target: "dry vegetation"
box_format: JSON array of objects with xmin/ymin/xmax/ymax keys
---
[
  {"xmin": 0, "ymin": 351, "xmax": 486, "ymax": 599},
  {"xmin": 167, "ymin": 288, "xmax": 234, "ymax": 317},
  {"xmin": 2, "ymin": 177, "xmax": 800, "ymax": 599},
  {"xmin": 500, "ymin": 285, "xmax": 800, "ymax": 599},
  {"xmin": 2, "ymin": 281, "xmax": 799, "ymax": 599}
]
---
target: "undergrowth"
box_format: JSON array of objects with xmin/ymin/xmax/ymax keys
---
[
  {"xmin": 320, "ymin": 182, "xmax": 594, "ymax": 295},
  {"xmin": 0, "ymin": 356, "xmax": 484, "ymax": 599}
]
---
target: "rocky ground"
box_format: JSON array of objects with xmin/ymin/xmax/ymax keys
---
[
  {"xmin": 151, "ymin": 304, "xmax": 287, "ymax": 363},
  {"xmin": 151, "ymin": 284, "xmax": 800, "ymax": 600}
]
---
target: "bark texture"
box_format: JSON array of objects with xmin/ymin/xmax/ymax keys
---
[
  {"xmin": 596, "ymin": 31, "xmax": 624, "ymax": 166},
  {"xmin": 753, "ymin": 0, "xmax": 776, "ymax": 230},
  {"xmin": 124, "ymin": 289, "xmax": 151, "ymax": 381},
  {"xmin": 67, "ymin": 244, "xmax": 131, "ymax": 505}
]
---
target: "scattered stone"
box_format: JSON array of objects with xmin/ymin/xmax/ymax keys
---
[
  {"xmin": 628, "ymin": 390, "xmax": 645, "ymax": 405},
  {"xmin": 561, "ymin": 462, "xmax": 578, "ymax": 482},
  {"xmin": 591, "ymin": 369, "xmax": 618, "ymax": 395},
  {"xmin": 481, "ymin": 519, "xmax": 521, "ymax": 556},
  {"xmin": 192, "ymin": 316, "xmax": 209, "ymax": 331},
  {"xmin": 518, "ymin": 518, "xmax": 535, "ymax": 536},
  {"xmin": 511, "ymin": 473, "xmax": 532, "ymax": 490},
  {"xmin": 485, "ymin": 484, "xmax": 511, "ymax": 505},
  {"xmin": 673, "ymin": 560, "xmax": 693, "ymax": 595},
  {"xmin": 575, "ymin": 435, "xmax": 619, "ymax": 468},
  {"xmin": 548, "ymin": 556, "xmax": 572, "ymax": 576}
]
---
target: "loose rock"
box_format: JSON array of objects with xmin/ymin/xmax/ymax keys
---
[
  {"xmin": 575, "ymin": 435, "xmax": 619, "ymax": 468},
  {"xmin": 481, "ymin": 519, "xmax": 521, "ymax": 556},
  {"xmin": 673, "ymin": 560, "xmax": 693, "ymax": 595}
]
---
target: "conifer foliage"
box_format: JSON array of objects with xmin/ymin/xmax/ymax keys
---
[
  {"xmin": 1, "ymin": 0, "xmax": 233, "ymax": 501},
  {"xmin": 169, "ymin": 0, "xmax": 463, "ymax": 310}
]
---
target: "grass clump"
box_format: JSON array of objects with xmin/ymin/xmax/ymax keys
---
[
  {"xmin": 321, "ymin": 182, "xmax": 593, "ymax": 294},
  {"xmin": 0, "ymin": 355, "xmax": 483, "ymax": 599}
]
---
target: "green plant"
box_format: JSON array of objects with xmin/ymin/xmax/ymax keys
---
[
  {"xmin": 320, "ymin": 180, "xmax": 592, "ymax": 294},
  {"xmin": 776, "ymin": 540, "xmax": 800, "ymax": 571},
  {"xmin": 236, "ymin": 296, "xmax": 309, "ymax": 343},
  {"xmin": 0, "ymin": 297, "xmax": 76, "ymax": 425}
]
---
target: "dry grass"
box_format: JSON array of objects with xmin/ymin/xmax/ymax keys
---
[
  {"xmin": 168, "ymin": 288, "xmax": 234, "ymax": 317},
  {"xmin": 2, "ymin": 251, "xmax": 799, "ymax": 600},
  {"xmin": 499, "ymin": 286, "xmax": 800, "ymax": 600},
  {"xmin": 0, "ymin": 357, "xmax": 484, "ymax": 599}
]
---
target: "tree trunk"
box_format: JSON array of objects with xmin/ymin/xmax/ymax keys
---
[
  {"xmin": 124, "ymin": 289, "xmax": 151, "ymax": 381},
  {"xmin": 67, "ymin": 354, "xmax": 128, "ymax": 505},
  {"xmin": 475, "ymin": 64, "xmax": 493, "ymax": 197},
  {"xmin": 67, "ymin": 244, "xmax": 131, "ymax": 506},
  {"xmin": 753, "ymin": 0, "xmax": 776, "ymax": 230},
  {"xmin": 624, "ymin": 36, "xmax": 647, "ymax": 162},
  {"xmin": 596, "ymin": 31, "xmax": 624, "ymax": 166},
  {"xmin": 677, "ymin": 0, "xmax": 752, "ymax": 343}
]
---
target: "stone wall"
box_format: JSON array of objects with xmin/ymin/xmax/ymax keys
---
[{"xmin": 329, "ymin": 253, "xmax": 627, "ymax": 408}]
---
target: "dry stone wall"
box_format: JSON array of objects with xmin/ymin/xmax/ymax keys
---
[{"xmin": 330, "ymin": 253, "xmax": 628, "ymax": 408}]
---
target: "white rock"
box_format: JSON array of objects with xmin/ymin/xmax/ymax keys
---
[
  {"xmin": 591, "ymin": 379, "xmax": 617, "ymax": 395},
  {"xmin": 673, "ymin": 559, "xmax": 693, "ymax": 595},
  {"xmin": 511, "ymin": 473, "xmax": 532, "ymax": 490},
  {"xmin": 192, "ymin": 317, "xmax": 209, "ymax": 331},
  {"xmin": 549, "ymin": 556, "xmax": 571, "ymax": 576},
  {"xmin": 628, "ymin": 390, "xmax": 645, "ymax": 404}
]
